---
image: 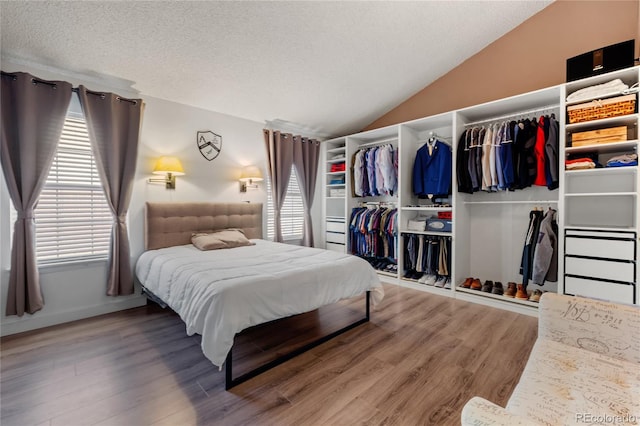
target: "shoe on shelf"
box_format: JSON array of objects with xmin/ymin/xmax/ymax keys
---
[
  {"xmin": 504, "ymin": 282, "xmax": 517, "ymax": 298},
  {"xmin": 529, "ymin": 289, "xmax": 543, "ymax": 302},
  {"xmin": 515, "ymin": 283, "xmax": 529, "ymax": 300},
  {"xmin": 434, "ymin": 276, "xmax": 446, "ymax": 288},
  {"xmin": 418, "ymin": 274, "xmax": 428, "ymax": 284},
  {"xmin": 403, "ymin": 270, "xmax": 415, "ymax": 279},
  {"xmin": 491, "ymin": 282, "xmax": 504, "ymax": 295},
  {"xmin": 481, "ymin": 280, "xmax": 494, "ymax": 293},
  {"xmin": 470, "ymin": 278, "xmax": 482, "ymax": 290},
  {"xmin": 424, "ymin": 274, "xmax": 437, "ymax": 286},
  {"xmin": 460, "ymin": 277, "xmax": 473, "ymax": 288},
  {"xmin": 444, "ymin": 277, "xmax": 451, "ymax": 289}
]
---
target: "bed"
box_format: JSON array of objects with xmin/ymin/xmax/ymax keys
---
[{"xmin": 135, "ymin": 202, "xmax": 384, "ymax": 389}]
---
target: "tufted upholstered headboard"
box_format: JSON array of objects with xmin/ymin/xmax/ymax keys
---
[{"xmin": 145, "ymin": 202, "xmax": 263, "ymax": 250}]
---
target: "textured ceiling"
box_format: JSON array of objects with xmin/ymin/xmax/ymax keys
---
[{"xmin": 1, "ymin": 1, "xmax": 552, "ymax": 137}]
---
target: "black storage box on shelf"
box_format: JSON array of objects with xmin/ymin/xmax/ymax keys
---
[{"xmin": 566, "ymin": 39, "xmax": 635, "ymax": 82}]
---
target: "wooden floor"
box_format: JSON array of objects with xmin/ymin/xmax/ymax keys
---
[{"xmin": 1, "ymin": 284, "xmax": 538, "ymax": 426}]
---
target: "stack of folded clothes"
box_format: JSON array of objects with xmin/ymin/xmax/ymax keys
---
[
  {"xmin": 606, "ymin": 153, "xmax": 638, "ymax": 168},
  {"xmin": 330, "ymin": 162, "xmax": 345, "ymax": 172},
  {"xmin": 565, "ymin": 157, "xmax": 596, "ymax": 170},
  {"xmin": 566, "ymin": 78, "xmax": 629, "ymax": 103}
]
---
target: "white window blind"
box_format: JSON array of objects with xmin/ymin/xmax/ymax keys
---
[
  {"xmin": 266, "ymin": 167, "xmax": 304, "ymax": 241},
  {"xmin": 34, "ymin": 112, "xmax": 112, "ymax": 264}
]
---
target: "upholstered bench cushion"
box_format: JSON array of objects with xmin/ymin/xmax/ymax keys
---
[{"xmin": 506, "ymin": 339, "xmax": 640, "ymax": 425}]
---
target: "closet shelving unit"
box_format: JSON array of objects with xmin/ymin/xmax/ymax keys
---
[
  {"xmin": 321, "ymin": 65, "xmax": 640, "ymax": 316},
  {"xmin": 561, "ymin": 66, "xmax": 639, "ymax": 305},
  {"xmin": 452, "ymin": 85, "xmax": 563, "ymax": 315},
  {"xmin": 322, "ymin": 126, "xmax": 402, "ymax": 279},
  {"xmin": 323, "ymin": 137, "xmax": 347, "ymax": 253},
  {"xmin": 396, "ymin": 112, "xmax": 455, "ymax": 296}
]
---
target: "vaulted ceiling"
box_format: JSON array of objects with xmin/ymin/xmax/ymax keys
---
[{"xmin": 1, "ymin": 1, "xmax": 552, "ymax": 137}]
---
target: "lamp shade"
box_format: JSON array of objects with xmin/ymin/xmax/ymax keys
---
[
  {"xmin": 239, "ymin": 165, "xmax": 263, "ymax": 182},
  {"xmin": 153, "ymin": 156, "xmax": 185, "ymax": 176}
]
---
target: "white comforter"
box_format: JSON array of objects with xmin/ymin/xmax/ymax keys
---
[{"xmin": 135, "ymin": 239, "xmax": 384, "ymax": 367}]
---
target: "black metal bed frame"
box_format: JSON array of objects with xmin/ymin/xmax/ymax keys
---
[{"xmin": 224, "ymin": 291, "xmax": 371, "ymax": 390}]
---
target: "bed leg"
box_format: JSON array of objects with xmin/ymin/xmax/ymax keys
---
[
  {"xmin": 366, "ymin": 290, "xmax": 370, "ymax": 321},
  {"xmin": 225, "ymin": 348, "xmax": 233, "ymax": 391}
]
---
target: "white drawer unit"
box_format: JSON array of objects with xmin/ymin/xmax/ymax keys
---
[
  {"xmin": 326, "ymin": 242, "xmax": 346, "ymax": 253},
  {"xmin": 565, "ymin": 256, "xmax": 635, "ymax": 283},
  {"xmin": 326, "ymin": 232, "xmax": 346, "ymax": 244},
  {"xmin": 563, "ymin": 228, "xmax": 637, "ymax": 304},
  {"xmin": 325, "ymin": 218, "xmax": 346, "ymax": 249},
  {"xmin": 564, "ymin": 276, "xmax": 635, "ymax": 305},
  {"xmin": 326, "ymin": 221, "xmax": 345, "ymax": 233},
  {"xmin": 564, "ymin": 229, "xmax": 636, "ymax": 261}
]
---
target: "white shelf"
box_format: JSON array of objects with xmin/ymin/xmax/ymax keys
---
[
  {"xmin": 326, "ymin": 147, "xmax": 346, "ymax": 153},
  {"xmin": 564, "ymin": 192, "xmax": 637, "ymax": 197},
  {"xmin": 376, "ymin": 270, "xmax": 398, "ymax": 278},
  {"xmin": 398, "ymin": 279, "xmax": 453, "ymax": 296},
  {"xmin": 565, "ymin": 166, "xmax": 637, "ymax": 176},
  {"xmin": 565, "ymin": 90, "xmax": 635, "ymax": 106},
  {"xmin": 565, "ymin": 66, "xmax": 640, "ymax": 95},
  {"xmin": 326, "ymin": 197, "xmax": 345, "ymax": 200},
  {"xmin": 401, "ymin": 206, "xmax": 452, "ymax": 211},
  {"xmin": 326, "ymin": 158, "xmax": 346, "ymax": 163},
  {"xmin": 464, "ymin": 200, "xmax": 558, "ymax": 205},
  {"xmin": 455, "ymin": 286, "xmax": 540, "ymax": 308},
  {"xmin": 326, "ymin": 171, "xmax": 346, "ymax": 175},
  {"xmin": 400, "ymin": 229, "xmax": 452, "ymax": 236},
  {"xmin": 327, "ymin": 183, "xmax": 345, "ymax": 187},
  {"xmin": 565, "ymin": 114, "xmax": 638, "ymax": 131},
  {"xmin": 565, "ymin": 140, "xmax": 638, "ymax": 154}
]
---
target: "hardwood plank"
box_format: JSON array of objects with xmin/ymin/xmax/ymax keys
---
[{"xmin": 0, "ymin": 284, "xmax": 538, "ymax": 426}]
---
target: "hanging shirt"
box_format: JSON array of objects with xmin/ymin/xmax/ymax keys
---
[
  {"xmin": 467, "ymin": 128, "xmax": 480, "ymax": 192},
  {"xmin": 494, "ymin": 122, "xmax": 505, "ymax": 191},
  {"xmin": 533, "ymin": 116, "xmax": 547, "ymax": 186},
  {"xmin": 545, "ymin": 116, "xmax": 559, "ymax": 190},
  {"xmin": 413, "ymin": 139, "xmax": 452, "ymax": 197},
  {"xmin": 353, "ymin": 150, "xmax": 364, "ymax": 196},
  {"xmin": 501, "ymin": 121, "xmax": 515, "ymax": 190},
  {"xmin": 481, "ymin": 126, "xmax": 492, "ymax": 191},
  {"xmin": 456, "ymin": 129, "xmax": 473, "ymax": 194}
]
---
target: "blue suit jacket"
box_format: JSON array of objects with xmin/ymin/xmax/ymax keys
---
[{"xmin": 413, "ymin": 141, "xmax": 452, "ymax": 196}]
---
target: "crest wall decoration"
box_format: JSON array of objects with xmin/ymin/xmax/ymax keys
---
[{"xmin": 197, "ymin": 130, "xmax": 222, "ymax": 161}]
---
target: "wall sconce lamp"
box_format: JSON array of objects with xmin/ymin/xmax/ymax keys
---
[
  {"xmin": 149, "ymin": 156, "xmax": 185, "ymax": 189},
  {"xmin": 239, "ymin": 165, "xmax": 263, "ymax": 192}
]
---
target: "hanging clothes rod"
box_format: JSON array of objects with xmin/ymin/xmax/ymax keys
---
[
  {"xmin": 418, "ymin": 131, "xmax": 452, "ymax": 146},
  {"xmin": 358, "ymin": 201, "xmax": 397, "ymax": 208},
  {"xmin": 357, "ymin": 137, "xmax": 398, "ymax": 148},
  {"xmin": 1, "ymin": 71, "xmax": 138, "ymax": 105},
  {"xmin": 464, "ymin": 103, "xmax": 559, "ymax": 127}
]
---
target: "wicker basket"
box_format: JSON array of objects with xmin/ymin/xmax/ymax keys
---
[{"xmin": 567, "ymin": 94, "xmax": 636, "ymax": 124}]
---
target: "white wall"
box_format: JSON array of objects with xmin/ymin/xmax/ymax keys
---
[
  {"xmin": 0, "ymin": 59, "xmax": 268, "ymax": 336},
  {"xmin": 129, "ymin": 95, "xmax": 267, "ymax": 260}
]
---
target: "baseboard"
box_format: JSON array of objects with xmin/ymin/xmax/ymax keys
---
[{"xmin": 0, "ymin": 295, "xmax": 147, "ymax": 337}]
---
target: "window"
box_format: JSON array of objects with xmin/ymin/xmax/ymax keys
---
[
  {"xmin": 266, "ymin": 167, "xmax": 304, "ymax": 241},
  {"xmin": 34, "ymin": 111, "xmax": 112, "ymax": 264}
]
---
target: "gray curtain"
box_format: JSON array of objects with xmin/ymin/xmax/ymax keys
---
[
  {"xmin": 1, "ymin": 72, "xmax": 72, "ymax": 316},
  {"xmin": 263, "ymin": 129, "xmax": 294, "ymax": 242},
  {"xmin": 293, "ymin": 136, "xmax": 320, "ymax": 247},
  {"xmin": 77, "ymin": 86, "xmax": 143, "ymax": 296}
]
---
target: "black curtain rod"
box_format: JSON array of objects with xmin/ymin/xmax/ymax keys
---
[{"xmin": 1, "ymin": 71, "xmax": 137, "ymax": 105}]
